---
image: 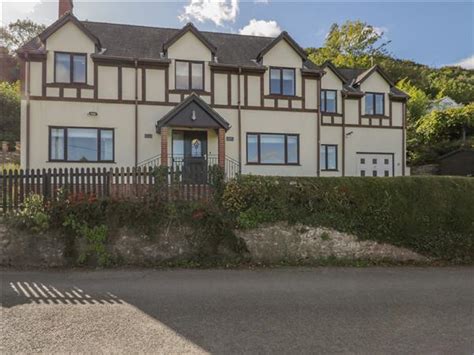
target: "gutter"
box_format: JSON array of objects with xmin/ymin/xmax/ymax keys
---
[
  {"xmin": 25, "ymin": 55, "xmax": 31, "ymax": 170},
  {"xmin": 237, "ymin": 67, "xmax": 242, "ymax": 173}
]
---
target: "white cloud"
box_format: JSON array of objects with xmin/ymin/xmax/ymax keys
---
[
  {"xmin": 254, "ymin": 0, "xmax": 269, "ymax": 3},
  {"xmin": 239, "ymin": 19, "xmax": 281, "ymax": 37},
  {"xmin": 372, "ymin": 26, "xmax": 388, "ymax": 36},
  {"xmin": 179, "ymin": 0, "xmax": 239, "ymax": 26},
  {"xmin": 450, "ymin": 54, "xmax": 474, "ymax": 69}
]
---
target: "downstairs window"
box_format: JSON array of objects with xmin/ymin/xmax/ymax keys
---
[
  {"xmin": 49, "ymin": 127, "xmax": 114, "ymax": 162},
  {"xmin": 247, "ymin": 133, "xmax": 299, "ymax": 165}
]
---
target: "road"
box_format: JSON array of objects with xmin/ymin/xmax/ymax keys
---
[{"xmin": 1, "ymin": 268, "xmax": 473, "ymax": 354}]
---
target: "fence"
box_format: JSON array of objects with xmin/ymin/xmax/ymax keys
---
[{"xmin": 0, "ymin": 166, "xmax": 215, "ymax": 212}]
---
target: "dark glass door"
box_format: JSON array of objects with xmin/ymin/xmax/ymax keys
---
[{"xmin": 183, "ymin": 131, "xmax": 207, "ymax": 184}]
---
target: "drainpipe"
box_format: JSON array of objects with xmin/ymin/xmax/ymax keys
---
[
  {"xmin": 316, "ymin": 77, "xmax": 321, "ymax": 177},
  {"xmin": 25, "ymin": 54, "xmax": 31, "ymax": 170},
  {"xmin": 134, "ymin": 58, "xmax": 138, "ymax": 167},
  {"xmin": 237, "ymin": 67, "xmax": 242, "ymax": 173}
]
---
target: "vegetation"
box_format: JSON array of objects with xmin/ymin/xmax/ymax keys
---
[
  {"xmin": 308, "ymin": 20, "xmax": 474, "ymax": 165},
  {"xmin": 0, "ymin": 19, "xmax": 45, "ymax": 53},
  {"xmin": 0, "ymin": 81, "xmax": 20, "ymax": 142},
  {"xmin": 223, "ymin": 176, "xmax": 474, "ymax": 263}
]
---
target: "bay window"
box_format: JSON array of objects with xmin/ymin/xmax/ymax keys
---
[
  {"xmin": 175, "ymin": 60, "xmax": 204, "ymax": 90},
  {"xmin": 270, "ymin": 67, "xmax": 295, "ymax": 96},
  {"xmin": 54, "ymin": 52, "xmax": 87, "ymax": 84},
  {"xmin": 365, "ymin": 92, "xmax": 384, "ymax": 115},
  {"xmin": 49, "ymin": 127, "xmax": 114, "ymax": 162},
  {"xmin": 247, "ymin": 133, "xmax": 299, "ymax": 165}
]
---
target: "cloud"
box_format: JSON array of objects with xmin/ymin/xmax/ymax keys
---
[
  {"xmin": 179, "ymin": 0, "xmax": 239, "ymax": 26},
  {"xmin": 372, "ymin": 26, "xmax": 388, "ymax": 37},
  {"xmin": 450, "ymin": 54, "xmax": 474, "ymax": 69},
  {"xmin": 239, "ymin": 19, "xmax": 281, "ymax": 37},
  {"xmin": 254, "ymin": 0, "xmax": 269, "ymax": 3}
]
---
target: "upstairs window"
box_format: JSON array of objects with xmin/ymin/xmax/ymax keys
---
[
  {"xmin": 55, "ymin": 52, "xmax": 86, "ymax": 84},
  {"xmin": 175, "ymin": 60, "xmax": 204, "ymax": 90},
  {"xmin": 320, "ymin": 90, "xmax": 337, "ymax": 113},
  {"xmin": 365, "ymin": 92, "xmax": 384, "ymax": 115},
  {"xmin": 270, "ymin": 67, "xmax": 295, "ymax": 96}
]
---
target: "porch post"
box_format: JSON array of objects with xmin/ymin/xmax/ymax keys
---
[
  {"xmin": 160, "ymin": 127, "xmax": 168, "ymax": 166},
  {"xmin": 217, "ymin": 128, "xmax": 225, "ymax": 169}
]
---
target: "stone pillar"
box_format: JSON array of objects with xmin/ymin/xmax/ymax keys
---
[
  {"xmin": 160, "ymin": 127, "xmax": 168, "ymax": 166},
  {"xmin": 218, "ymin": 128, "xmax": 225, "ymax": 168}
]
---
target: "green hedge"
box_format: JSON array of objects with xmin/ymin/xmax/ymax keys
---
[{"xmin": 222, "ymin": 176, "xmax": 474, "ymax": 262}]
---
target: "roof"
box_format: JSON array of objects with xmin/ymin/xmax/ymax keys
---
[
  {"xmin": 17, "ymin": 15, "xmax": 407, "ymax": 99},
  {"xmin": 156, "ymin": 93, "xmax": 231, "ymax": 131}
]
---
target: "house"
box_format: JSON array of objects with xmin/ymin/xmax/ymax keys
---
[
  {"xmin": 429, "ymin": 96, "xmax": 462, "ymax": 112},
  {"xmin": 17, "ymin": 0, "xmax": 409, "ymax": 180}
]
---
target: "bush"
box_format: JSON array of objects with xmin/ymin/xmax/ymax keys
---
[
  {"xmin": 222, "ymin": 176, "xmax": 474, "ymax": 262},
  {"xmin": 8, "ymin": 194, "xmax": 50, "ymax": 233}
]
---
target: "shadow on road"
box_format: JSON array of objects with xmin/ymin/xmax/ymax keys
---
[{"xmin": 1, "ymin": 268, "xmax": 473, "ymax": 354}]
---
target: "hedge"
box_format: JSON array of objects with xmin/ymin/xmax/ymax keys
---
[{"xmin": 222, "ymin": 176, "xmax": 474, "ymax": 262}]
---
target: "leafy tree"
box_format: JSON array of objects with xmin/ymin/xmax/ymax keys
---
[
  {"xmin": 396, "ymin": 78, "xmax": 430, "ymax": 123},
  {"xmin": 416, "ymin": 103, "xmax": 474, "ymax": 143},
  {"xmin": 0, "ymin": 81, "xmax": 21, "ymax": 141},
  {"xmin": 0, "ymin": 19, "xmax": 45, "ymax": 53},
  {"xmin": 308, "ymin": 20, "xmax": 390, "ymax": 68}
]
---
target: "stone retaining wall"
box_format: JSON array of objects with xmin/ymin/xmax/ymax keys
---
[{"xmin": 0, "ymin": 222, "xmax": 428, "ymax": 267}]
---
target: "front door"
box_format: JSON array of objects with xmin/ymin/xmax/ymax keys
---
[{"xmin": 172, "ymin": 130, "xmax": 208, "ymax": 183}]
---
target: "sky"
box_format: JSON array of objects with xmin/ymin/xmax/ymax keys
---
[{"xmin": 1, "ymin": 0, "xmax": 473, "ymax": 68}]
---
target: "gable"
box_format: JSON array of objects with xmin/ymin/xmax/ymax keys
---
[
  {"xmin": 322, "ymin": 66, "xmax": 345, "ymax": 89},
  {"xmin": 166, "ymin": 31, "xmax": 212, "ymax": 61},
  {"xmin": 360, "ymin": 70, "xmax": 391, "ymax": 93},
  {"xmin": 45, "ymin": 21, "xmax": 96, "ymax": 53},
  {"xmin": 261, "ymin": 39, "xmax": 303, "ymax": 68}
]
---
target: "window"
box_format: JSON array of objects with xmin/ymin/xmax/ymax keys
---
[
  {"xmin": 360, "ymin": 158, "xmax": 365, "ymax": 164},
  {"xmin": 54, "ymin": 52, "xmax": 86, "ymax": 84},
  {"xmin": 384, "ymin": 170, "xmax": 389, "ymax": 177},
  {"xmin": 360, "ymin": 170, "xmax": 366, "ymax": 177},
  {"xmin": 320, "ymin": 90, "xmax": 337, "ymax": 113},
  {"xmin": 320, "ymin": 145, "xmax": 338, "ymax": 171},
  {"xmin": 175, "ymin": 60, "xmax": 204, "ymax": 90},
  {"xmin": 372, "ymin": 158, "xmax": 377, "ymax": 164},
  {"xmin": 49, "ymin": 127, "xmax": 114, "ymax": 162},
  {"xmin": 270, "ymin": 67, "xmax": 295, "ymax": 96},
  {"xmin": 246, "ymin": 133, "xmax": 299, "ymax": 165},
  {"xmin": 365, "ymin": 93, "xmax": 384, "ymax": 115},
  {"xmin": 373, "ymin": 170, "xmax": 377, "ymax": 177},
  {"xmin": 384, "ymin": 158, "xmax": 389, "ymax": 165}
]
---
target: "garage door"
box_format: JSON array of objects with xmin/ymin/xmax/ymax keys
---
[{"xmin": 356, "ymin": 153, "xmax": 394, "ymax": 177}]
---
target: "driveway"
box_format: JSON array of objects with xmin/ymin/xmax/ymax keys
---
[{"xmin": 1, "ymin": 268, "xmax": 473, "ymax": 354}]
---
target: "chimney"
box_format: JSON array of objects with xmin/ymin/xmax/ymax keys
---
[{"xmin": 58, "ymin": 0, "xmax": 73, "ymax": 18}]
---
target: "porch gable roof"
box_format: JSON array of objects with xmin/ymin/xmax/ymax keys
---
[{"xmin": 156, "ymin": 93, "xmax": 231, "ymax": 132}]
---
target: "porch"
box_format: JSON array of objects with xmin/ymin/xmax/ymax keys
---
[{"xmin": 139, "ymin": 93, "xmax": 240, "ymax": 182}]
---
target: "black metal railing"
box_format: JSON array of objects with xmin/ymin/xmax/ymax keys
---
[{"xmin": 137, "ymin": 154, "xmax": 240, "ymax": 182}]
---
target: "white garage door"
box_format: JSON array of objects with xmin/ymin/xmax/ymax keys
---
[{"xmin": 356, "ymin": 153, "xmax": 394, "ymax": 177}]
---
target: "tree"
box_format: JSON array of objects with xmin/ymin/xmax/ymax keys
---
[
  {"xmin": 0, "ymin": 81, "xmax": 21, "ymax": 142},
  {"xmin": 396, "ymin": 78, "xmax": 430, "ymax": 123},
  {"xmin": 416, "ymin": 103, "xmax": 474, "ymax": 143},
  {"xmin": 307, "ymin": 20, "xmax": 391, "ymax": 68},
  {"xmin": 0, "ymin": 19, "xmax": 45, "ymax": 53}
]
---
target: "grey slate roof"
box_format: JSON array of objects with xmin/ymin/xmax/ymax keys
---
[{"xmin": 18, "ymin": 15, "xmax": 406, "ymax": 98}]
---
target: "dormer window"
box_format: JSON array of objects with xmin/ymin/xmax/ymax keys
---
[
  {"xmin": 365, "ymin": 92, "xmax": 384, "ymax": 115},
  {"xmin": 320, "ymin": 90, "xmax": 337, "ymax": 113},
  {"xmin": 54, "ymin": 52, "xmax": 86, "ymax": 84},
  {"xmin": 175, "ymin": 60, "xmax": 204, "ymax": 91},
  {"xmin": 270, "ymin": 67, "xmax": 295, "ymax": 96}
]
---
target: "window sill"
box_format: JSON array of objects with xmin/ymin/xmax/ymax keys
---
[
  {"xmin": 321, "ymin": 169, "xmax": 339, "ymax": 172},
  {"xmin": 47, "ymin": 83, "xmax": 93, "ymax": 89},
  {"xmin": 265, "ymin": 94, "xmax": 300, "ymax": 100},
  {"xmin": 361, "ymin": 114, "xmax": 389, "ymax": 119},
  {"xmin": 246, "ymin": 163, "xmax": 301, "ymax": 166},
  {"xmin": 321, "ymin": 111, "xmax": 342, "ymax": 116},
  {"xmin": 47, "ymin": 160, "xmax": 116, "ymax": 164},
  {"xmin": 170, "ymin": 89, "xmax": 210, "ymax": 95}
]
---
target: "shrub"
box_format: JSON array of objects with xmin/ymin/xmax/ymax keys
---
[
  {"xmin": 222, "ymin": 176, "xmax": 474, "ymax": 262},
  {"xmin": 8, "ymin": 194, "xmax": 50, "ymax": 233}
]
